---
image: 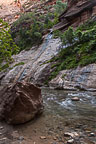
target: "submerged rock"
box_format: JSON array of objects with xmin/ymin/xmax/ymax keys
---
[{"xmin": 0, "ymin": 82, "xmax": 43, "ymax": 124}]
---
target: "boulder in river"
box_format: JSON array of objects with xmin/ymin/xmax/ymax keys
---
[{"xmin": 0, "ymin": 82, "xmax": 43, "ymax": 124}]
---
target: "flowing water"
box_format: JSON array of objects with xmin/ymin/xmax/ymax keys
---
[
  {"xmin": 42, "ymin": 88, "xmax": 96, "ymax": 121},
  {"xmin": 12, "ymin": 88, "xmax": 96, "ymax": 144},
  {"xmin": 0, "ymin": 89, "xmax": 96, "ymax": 144}
]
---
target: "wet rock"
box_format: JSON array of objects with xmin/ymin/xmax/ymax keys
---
[
  {"xmin": 71, "ymin": 97, "xmax": 80, "ymax": 101},
  {"xmin": 89, "ymin": 133, "xmax": 95, "ymax": 137},
  {"xmin": 0, "ymin": 82, "xmax": 43, "ymax": 124},
  {"xmin": 0, "ymin": 37, "xmax": 61, "ymax": 89},
  {"xmin": 67, "ymin": 139, "xmax": 74, "ymax": 144},
  {"xmin": 64, "ymin": 132, "xmax": 79, "ymax": 138}
]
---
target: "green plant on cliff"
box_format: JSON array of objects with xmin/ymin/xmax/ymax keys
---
[
  {"xmin": 11, "ymin": 12, "xmax": 45, "ymax": 51},
  {"xmin": 49, "ymin": 18, "xmax": 96, "ymax": 79},
  {"xmin": 11, "ymin": 12, "xmax": 56, "ymax": 51},
  {"xmin": 0, "ymin": 19, "xmax": 19, "ymax": 71},
  {"xmin": 54, "ymin": 0, "xmax": 67, "ymax": 15},
  {"xmin": 11, "ymin": 0, "xmax": 68, "ymax": 51}
]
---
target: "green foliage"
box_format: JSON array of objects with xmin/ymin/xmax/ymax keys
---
[
  {"xmin": 11, "ymin": 1, "xmax": 68, "ymax": 51},
  {"xmin": 11, "ymin": 12, "xmax": 45, "ymax": 51},
  {"xmin": 44, "ymin": 13, "xmax": 54, "ymax": 29},
  {"xmin": 61, "ymin": 27, "xmax": 75, "ymax": 45},
  {"xmin": 13, "ymin": 62, "xmax": 25, "ymax": 67},
  {"xmin": 49, "ymin": 19, "xmax": 96, "ymax": 79},
  {"xmin": 11, "ymin": 12, "xmax": 56, "ymax": 51},
  {"xmin": 0, "ymin": 19, "xmax": 19, "ymax": 71},
  {"xmin": 54, "ymin": 0, "xmax": 67, "ymax": 15}
]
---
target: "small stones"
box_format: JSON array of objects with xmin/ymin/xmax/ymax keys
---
[
  {"xmin": 11, "ymin": 131, "xmax": 19, "ymax": 139},
  {"xmin": 0, "ymin": 137, "xmax": 7, "ymax": 141},
  {"xmin": 71, "ymin": 97, "xmax": 80, "ymax": 101}
]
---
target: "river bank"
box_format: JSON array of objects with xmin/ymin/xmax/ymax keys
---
[{"xmin": 0, "ymin": 88, "xmax": 96, "ymax": 144}]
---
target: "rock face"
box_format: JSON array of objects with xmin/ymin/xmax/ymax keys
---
[
  {"xmin": 54, "ymin": 0, "xmax": 96, "ymax": 31},
  {"xmin": 0, "ymin": 82, "xmax": 43, "ymax": 124},
  {"xmin": 49, "ymin": 64, "xmax": 96, "ymax": 91},
  {"xmin": 0, "ymin": 37, "xmax": 61, "ymax": 88}
]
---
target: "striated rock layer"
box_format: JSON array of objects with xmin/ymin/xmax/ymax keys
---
[
  {"xmin": 54, "ymin": 0, "xmax": 96, "ymax": 31},
  {"xmin": 0, "ymin": 82, "xmax": 43, "ymax": 124},
  {"xmin": 49, "ymin": 64, "xmax": 96, "ymax": 91}
]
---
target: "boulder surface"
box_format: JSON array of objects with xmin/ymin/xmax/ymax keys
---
[{"xmin": 0, "ymin": 82, "xmax": 43, "ymax": 124}]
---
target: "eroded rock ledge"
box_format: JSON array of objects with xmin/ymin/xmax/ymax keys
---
[{"xmin": 49, "ymin": 64, "xmax": 96, "ymax": 91}]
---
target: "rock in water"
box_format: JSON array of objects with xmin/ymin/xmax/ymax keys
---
[{"xmin": 0, "ymin": 82, "xmax": 43, "ymax": 124}]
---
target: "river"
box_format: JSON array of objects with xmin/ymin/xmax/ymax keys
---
[
  {"xmin": 12, "ymin": 88, "xmax": 96, "ymax": 144},
  {"xmin": 0, "ymin": 88, "xmax": 96, "ymax": 144}
]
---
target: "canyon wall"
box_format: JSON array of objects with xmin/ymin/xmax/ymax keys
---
[{"xmin": 54, "ymin": 0, "xmax": 96, "ymax": 31}]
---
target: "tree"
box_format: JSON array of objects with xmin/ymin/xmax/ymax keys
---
[{"xmin": 0, "ymin": 19, "xmax": 19, "ymax": 71}]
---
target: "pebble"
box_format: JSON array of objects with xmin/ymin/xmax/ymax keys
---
[
  {"xmin": 40, "ymin": 136, "xmax": 46, "ymax": 139},
  {"xmin": 18, "ymin": 136, "xmax": 24, "ymax": 141},
  {"xmin": 0, "ymin": 127, "xmax": 3, "ymax": 130},
  {"xmin": 53, "ymin": 136, "xmax": 57, "ymax": 140},
  {"xmin": 67, "ymin": 139, "xmax": 74, "ymax": 144},
  {"xmin": 71, "ymin": 97, "xmax": 80, "ymax": 101},
  {"xmin": 89, "ymin": 133, "xmax": 95, "ymax": 137},
  {"xmin": 64, "ymin": 132, "xmax": 79, "ymax": 138}
]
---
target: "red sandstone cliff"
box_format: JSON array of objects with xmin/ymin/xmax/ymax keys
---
[{"xmin": 54, "ymin": 0, "xmax": 96, "ymax": 31}]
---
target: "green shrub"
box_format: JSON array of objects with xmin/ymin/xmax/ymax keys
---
[
  {"xmin": 11, "ymin": 0, "xmax": 68, "ymax": 51},
  {"xmin": 0, "ymin": 19, "xmax": 19, "ymax": 71},
  {"xmin": 11, "ymin": 13, "xmax": 45, "ymax": 51},
  {"xmin": 49, "ymin": 18, "xmax": 96, "ymax": 79},
  {"xmin": 54, "ymin": 0, "xmax": 67, "ymax": 15}
]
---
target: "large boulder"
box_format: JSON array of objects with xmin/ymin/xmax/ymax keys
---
[{"xmin": 0, "ymin": 82, "xmax": 43, "ymax": 124}]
